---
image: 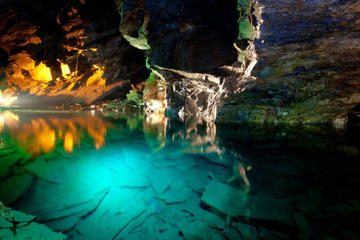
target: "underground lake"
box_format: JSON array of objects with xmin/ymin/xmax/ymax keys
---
[
  {"xmin": 0, "ymin": 109, "xmax": 359, "ymax": 239},
  {"xmin": 1, "ymin": 0, "xmax": 360, "ymax": 239}
]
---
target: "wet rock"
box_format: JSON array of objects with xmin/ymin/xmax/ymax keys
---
[
  {"xmin": 155, "ymin": 180, "xmax": 192, "ymax": 205},
  {"xmin": 155, "ymin": 227, "xmax": 183, "ymax": 240},
  {"xmin": 202, "ymin": 153, "xmax": 232, "ymax": 168},
  {"xmin": 152, "ymin": 155, "xmax": 196, "ymax": 171},
  {"xmin": 71, "ymin": 188, "xmax": 154, "ymax": 240},
  {"xmin": 201, "ymin": 180, "xmax": 293, "ymax": 225},
  {"xmin": 226, "ymin": 227, "xmax": 242, "ymax": 240},
  {"xmin": 148, "ymin": 168, "xmax": 182, "ymax": 194},
  {"xmin": 101, "ymin": 162, "xmax": 151, "ymax": 189},
  {"xmin": 178, "ymin": 219, "xmax": 223, "ymax": 240},
  {"xmin": 0, "ymin": 208, "xmax": 66, "ymax": 240},
  {"xmin": 0, "ymin": 152, "xmax": 23, "ymax": 178},
  {"xmin": 24, "ymin": 158, "xmax": 77, "ymax": 184},
  {"xmin": 184, "ymin": 168, "xmax": 209, "ymax": 194},
  {"xmin": 159, "ymin": 224, "xmax": 168, "ymax": 233},
  {"xmin": 0, "ymin": 174, "xmax": 34, "ymax": 205},
  {"xmin": 114, "ymin": 204, "xmax": 156, "ymax": 239},
  {"xmin": 15, "ymin": 177, "xmax": 110, "ymax": 229},
  {"xmin": 232, "ymin": 222, "xmax": 258, "ymax": 240},
  {"xmin": 203, "ymin": 212, "xmax": 225, "ymax": 230}
]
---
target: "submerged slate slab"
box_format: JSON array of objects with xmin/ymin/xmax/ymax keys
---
[
  {"xmin": 72, "ymin": 187, "xmax": 154, "ymax": 240},
  {"xmin": 0, "ymin": 173, "xmax": 35, "ymax": 205},
  {"xmin": 0, "ymin": 152, "xmax": 23, "ymax": 178},
  {"xmin": 232, "ymin": 222, "xmax": 258, "ymax": 240},
  {"xmin": 201, "ymin": 180, "xmax": 293, "ymax": 225},
  {"xmin": 0, "ymin": 208, "xmax": 66, "ymax": 240},
  {"xmin": 148, "ymin": 167, "xmax": 182, "ymax": 194}
]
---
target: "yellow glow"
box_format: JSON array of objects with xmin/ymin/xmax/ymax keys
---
[
  {"xmin": 0, "ymin": 90, "xmax": 17, "ymax": 106},
  {"xmin": 22, "ymin": 121, "xmax": 56, "ymax": 156},
  {"xmin": 86, "ymin": 65, "xmax": 106, "ymax": 87},
  {"xmin": 31, "ymin": 62, "xmax": 53, "ymax": 82},
  {"xmin": 2, "ymin": 114, "xmax": 112, "ymax": 157},
  {"xmin": 87, "ymin": 124, "xmax": 106, "ymax": 150},
  {"xmin": 0, "ymin": 116, "xmax": 4, "ymax": 132},
  {"xmin": 5, "ymin": 49, "xmax": 107, "ymax": 96},
  {"xmin": 0, "ymin": 111, "xmax": 19, "ymax": 132},
  {"xmin": 60, "ymin": 62, "xmax": 71, "ymax": 79},
  {"xmin": 66, "ymin": 82, "xmax": 76, "ymax": 91},
  {"xmin": 64, "ymin": 131, "xmax": 74, "ymax": 153},
  {"xmin": 2, "ymin": 111, "xmax": 19, "ymax": 121},
  {"xmin": 5, "ymin": 52, "xmax": 52, "ymax": 95}
]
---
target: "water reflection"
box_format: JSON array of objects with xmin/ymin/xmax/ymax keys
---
[
  {"xmin": 0, "ymin": 110, "xmax": 227, "ymax": 159},
  {"xmin": 227, "ymin": 153, "xmax": 252, "ymax": 187},
  {"xmin": 143, "ymin": 113, "xmax": 167, "ymax": 152},
  {"xmin": 0, "ymin": 110, "xmax": 359, "ymax": 239},
  {"xmin": 0, "ymin": 111, "xmax": 19, "ymax": 132},
  {"xmin": 0, "ymin": 110, "xmax": 112, "ymax": 156}
]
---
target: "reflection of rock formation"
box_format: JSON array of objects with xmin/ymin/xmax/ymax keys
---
[
  {"xmin": 0, "ymin": 111, "xmax": 19, "ymax": 132},
  {"xmin": 169, "ymin": 117, "xmax": 225, "ymax": 165},
  {"xmin": 143, "ymin": 113, "xmax": 167, "ymax": 152},
  {"xmin": 227, "ymin": 153, "xmax": 252, "ymax": 187},
  {"xmin": 0, "ymin": 111, "xmax": 112, "ymax": 156}
]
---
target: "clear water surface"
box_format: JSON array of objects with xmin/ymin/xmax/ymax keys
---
[{"xmin": 0, "ymin": 109, "xmax": 359, "ymax": 239}]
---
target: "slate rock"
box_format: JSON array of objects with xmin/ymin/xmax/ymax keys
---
[
  {"xmin": 0, "ymin": 173, "xmax": 34, "ymax": 204},
  {"xmin": 178, "ymin": 220, "xmax": 223, "ymax": 240},
  {"xmin": 225, "ymin": 227, "xmax": 242, "ymax": 240},
  {"xmin": 232, "ymin": 222, "xmax": 258, "ymax": 240},
  {"xmin": 155, "ymin": 179, "xmax": 192, "ymax": 204},
  {"xmin": 0, "ymin": 152, "xmax": 23, "ymax": 178},
  {"xmin": 0, "ymin": 208, "xmax": 66, "ymax": 240},
  {"xmin": 149, "ymin": 168, "xmax": 182, "ymax": 194},
  {"xmin": 25, "ymin": 158, "xmax": 77, "ymax": 184},
  {"xmin": 184, "ymin": 168, "xmax": 209, "ymax": 194},
  {"xmin": 201, "ymin": 180, "xmax": 293, "ymax": 225},
  {"xmin": 72, "ymin": 188, "xmax": 153, "ymax": 240}
]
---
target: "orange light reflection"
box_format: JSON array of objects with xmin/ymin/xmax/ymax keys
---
[{"xmin": 1, "ymin": 111, "xmax": 112, "ymax": 157}]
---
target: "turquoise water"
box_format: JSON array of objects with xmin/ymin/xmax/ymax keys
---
[{"xmin": 0, "ymin": 110, "xmax": 359, "ymax": 239}]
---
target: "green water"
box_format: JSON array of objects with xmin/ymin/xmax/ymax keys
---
[{"xmin": 0, "ymin": 110, "xmax": 359, "ymax": 239}]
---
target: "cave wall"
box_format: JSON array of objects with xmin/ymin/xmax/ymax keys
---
[
  {"xmin": 117, "ymin": 0, "xmax": 360, "ymax": 128},
  {"xmin": 0, "ymin": 0, "xmax": 149, "ymax": 103},
  {"xmin": 218, "ymin": 0, "xmax": 360, "ymax": 128},
  {"xmin": 116, "ymin": 0, "xmax": 250, "ymax": 121},
  {"xmin": 117, "ymin": 0, "xmax": 239, "ymax": 72}
]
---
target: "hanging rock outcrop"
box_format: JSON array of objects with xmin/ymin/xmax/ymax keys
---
[{"xmin": 116, "ymin": 0, "xmax": 249, "ymax": 121}]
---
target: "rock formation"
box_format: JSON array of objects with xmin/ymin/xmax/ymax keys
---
[
  {"xmin": 219, "ymin": 0, "xmax": 360, "ymax": 128},
  {"xmin": 117, "ymin": 0, "xmax": 360, "ymax": 128},
  {"xmin": 116, "ymin": 0, "xmax": 254, "ymax": 121}
]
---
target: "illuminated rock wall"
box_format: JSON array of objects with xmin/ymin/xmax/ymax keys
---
[
  {"xmin": 0, "ymin": 0, "xmax": 149, "ymax": 104},
  {"xmin": 218, "ymin": 0, "xmax": 360, "ymax": 128},
  {"xmin": 116, "ymin": 0, "xmax": 250, "ymax": 121},
  {"xmin": 117, "ymin": 0, "xmax": 360, "ymax": 127}
]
